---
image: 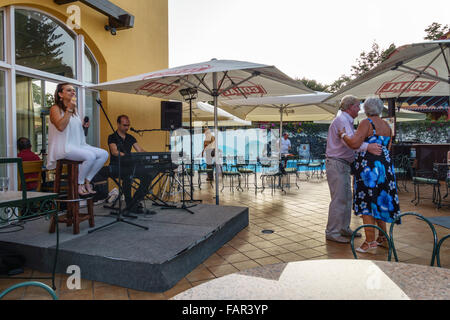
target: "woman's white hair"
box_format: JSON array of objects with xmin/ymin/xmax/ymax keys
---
[{"xmin": 363, "ymin": 97, "xmax": 384, "ymax": 116}]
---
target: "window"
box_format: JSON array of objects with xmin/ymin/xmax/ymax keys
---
[
  {"xmin": 84, "ymin": 47, "xmax": 98, "ymax": 84},
  {"xmin": 84, "ymin": 89, "xmax": 99, "ymax": 146},
  {"xmin": 0, "ymin": 11, "xmax": 4, "ymax": 61},
  {"xmin": 0, "ymin": 70, "xmax": 6, "ymax": 176},
  {"xmin": 15, "ymin": 9, "xmax": 76, "ymax": 78},
  {"xmin": 15, "ymin": 75, "xmax": 58, "ymax": 155},
  {"xmin": 0, "ymin": 70, "xmax": 5, "ymax": 155}
]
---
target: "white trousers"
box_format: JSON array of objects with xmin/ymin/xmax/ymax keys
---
[{"xmin": 65, "ymin": 145, "xmax": 109, "ymax": 185}]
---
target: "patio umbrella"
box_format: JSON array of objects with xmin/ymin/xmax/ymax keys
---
[
  {"xmin": 356, "ymin": 106, "xmax": 426, "ymax": 123},
  {"xmin": 90, "ymin": 58, "xmax": 313, "ymax": 204},
  {"xmin": 325, "ymin": 40, "xmax": 450, "ymax": 104},
  {"xmin": 219, "ymin": 92, "xmax": 337, "ymax": 157},
  {"xmin": 182, "ymin": 101, "xmax": 231, "ymax": 122},
  {"xmin": 325, "ymin": 40, "xmax": 450, "ymax": 133}
]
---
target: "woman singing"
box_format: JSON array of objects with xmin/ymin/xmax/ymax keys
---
[{"xmin": 47, "ymin": 83, "xmax": 108, "ymax": 196}]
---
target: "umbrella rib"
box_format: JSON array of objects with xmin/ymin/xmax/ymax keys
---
[
  {"xmin": 216, "ymin": 72, "xmax": 228, "ymax": 92},
  {"xmin": 398, "ymin": 65, "xmax": 450, "ymax": 83},
  {"xmin": 439, "ymin": 44, "xmax": 450, "ymax": 75},
  {"xmin": 396, "ymin": 50, "xmax": 448, "ymax": 83},
  {"xmin": 193, "ymin": 74, "xmax": 213, "ymax": 94},
  {"xmin": 178, "ymin": 76, "xmax": 212, "ymax": 96},
  {"xmin": 220, "ymin": 73, "xmax": 248, "ymax": 99},
  {"xmin": 218, "ymin": 73, "xmax": 259, "ymax": 97},
  {"xmin": 395, "ymin": 50, "xmax": 445, "ymax": 99}
]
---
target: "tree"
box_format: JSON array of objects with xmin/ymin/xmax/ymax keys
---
[
  {"xmin": 424, "ymin": 22, "xmax": 449, "ymax": 40},
  {"xmin": 350, "ymin": 42, "xmax": 396, "ymax": 78},
  {"xmin": 328, "ymin": 74, "xmax": 352, "ymax": 93},
  {"xmin": 296, "ymin": 77, "xmax": 330, "ymax": 92},
  {"xmin": 15, "ymin": 10, "xmax": 73, "ymax": 78}
]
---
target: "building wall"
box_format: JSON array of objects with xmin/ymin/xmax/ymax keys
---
[{"xmin": 0, "ymin": 0, "xmax": 169, "ymax": 152}]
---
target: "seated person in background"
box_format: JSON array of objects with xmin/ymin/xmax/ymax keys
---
[
  {"xmin": 108, "ymin": 115, "xmax": 154, "ymax": 214},
  {"xmin": 17, "ymin": 137, "xmax": 40, "ymax": 191}
]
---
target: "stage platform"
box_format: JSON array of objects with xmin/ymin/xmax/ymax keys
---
[{"xmin": 0, "ymin": 202, "xmax": 249, "ymax": 292}]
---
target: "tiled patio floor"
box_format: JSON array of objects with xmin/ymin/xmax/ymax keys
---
[{"xmin": 1, "ymin": 174, "xmax": 449, "ymax": 300}]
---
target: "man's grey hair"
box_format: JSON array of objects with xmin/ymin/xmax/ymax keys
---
[
  {"xmin": 363, "ymin": 97, "xmax": 384, "ymax": 116},
  {"xmin": 340, "ymin": 95, "xmax": 360, "ymax": 111}
]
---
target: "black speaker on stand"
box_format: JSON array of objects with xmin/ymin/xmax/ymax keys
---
[{"xmin": 161, "ymin": 101, "xmax": 182, "ymax": 131}]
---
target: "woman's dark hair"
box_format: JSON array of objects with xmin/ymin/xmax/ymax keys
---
[
  {"xmin": 54, "ymin": 82, "xmax": 77, "ymax": 115},
  {"xmin": 17, "ymin": 137, "xmax": 32, "ymax": 151}
]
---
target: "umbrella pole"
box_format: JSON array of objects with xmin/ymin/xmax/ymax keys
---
[
  {"xmin": 190, "ymin": 99, "xmax": 194, "ymax": 199},
  {"xmin": 213, "ymin": 72, "xmax": 220, "ymax": 205},
  {"xmin": 279, "ymin": 108, "xmax": 283, "ymax": 160}
]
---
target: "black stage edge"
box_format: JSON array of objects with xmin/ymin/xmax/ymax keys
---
[{"xmin": 0, "ymin": 203, "xmax": 249, "ymax": 292}]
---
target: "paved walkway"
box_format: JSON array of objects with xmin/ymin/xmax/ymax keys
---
[{"xmin": 1, "ymin": 174, "xmax": 449, "ymax": 300}]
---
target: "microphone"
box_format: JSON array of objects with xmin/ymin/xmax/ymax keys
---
[
  {"xmin": 130, "ymin": 127, "xmax": 139, "ymax": 133},
  {"xmin": 96, "ymin": 98, "xmax": 102, "ymax": 105}
]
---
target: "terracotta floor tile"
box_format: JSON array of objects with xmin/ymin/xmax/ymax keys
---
[
  {"xmin": 185, "ymin": 267, "xmax": 216, "ymax": 283},
  {"xmin": 300, "ymin": 239, "xmax": 324, "ymax": 248},
  {"xmin": 254, "ymin": 256, "xmax": 284, "ymax": 266},
  {"xmin": 163, "ymin": 281, "xmax": 192, "ymax": 299},
  {"xmin": 232, "ymin": 243, "xmax": 260, "ymax": 252},
  {"xmin": 207, "ymin": 264, "xmax": 240, "ymax": 278},
  {"xmin": 243, "ymin": 249, "xmax": 272, "ymax": 259},
  {"xmin": 93, "ymin": 284, "xmax": 129, "ymax": 300},
  {"xmin": 59, "ymin": 289, "xmax": 93, "ymax": 300},
  {"xmin": 232, "ymin": 260, "xmax": 261, "ymax": 271},
  {"xmin": 275, "ymin": 252, "xmax": 305, "ymax": 263},
  {"xmin": 202, "ymin": 254, "xmax": 227, "ymax": 267},
  {"xmin": 282, "ymin": 242, "xmax": 308, "ymax": 252},
  {"xmin": 294, "ymin": 248, "xmax": 325, "ymax": 259},
  {"xmin": 222, "ymin": 252, "xmax": 252, "ymax": 264},
  {"xmin": 252, "ymin": 240, "xmax": 278, "ymax": 249},
  {"xmin": 128, "ymin": 289, "xmax": 166, "ymax": 300},
  {"xmin": 270, "ymin": 237, "xmax": 295, "ymax": 245}
]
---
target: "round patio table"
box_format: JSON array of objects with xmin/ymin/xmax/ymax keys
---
[{"xmin": 172, "ymin": 259, "xmax": 450, "ymax": 300}]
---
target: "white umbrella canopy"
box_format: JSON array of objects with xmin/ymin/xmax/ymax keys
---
[
  {"xmin": 219, "ymin": 92, "xmax": 337, "ymax": 157},
  {"xmin": 182, "ymin": 101, "xmax": 230, "ymax": 122},
  {"xmin": 220, "ymin": 92, "xmax": 336, "ymax": 121},
  {"xmin": 356, "ymin": 106, "xmax": 426, "ymax": 123},
  {"xmin": 90, "ymin": 59, "xmax": 313, "ymax": 204},
  {"xmin": 91, "ymin": 58, "xmax": 312, "ymax": 101},
  {"xmin": 325, "ymin": 40, "xmax": 450, "ymax": 102}
]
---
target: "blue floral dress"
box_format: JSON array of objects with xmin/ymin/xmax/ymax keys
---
[{"xmin": 353, "ymin": 119, "xmax": 401, "ymax": 224}]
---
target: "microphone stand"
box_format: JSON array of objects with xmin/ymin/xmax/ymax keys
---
[
  {"xmin": 161, "ymin": 151, "xmax": 196, "ymax": 214},
  {"xmin": 88, "ymin": 99, "xmax": 148, "ymax": 234}
]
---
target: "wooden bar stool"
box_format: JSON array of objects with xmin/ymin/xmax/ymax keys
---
[{"xmin": 49, "ymin": 159, "xmax": 95, "ymax": 234}]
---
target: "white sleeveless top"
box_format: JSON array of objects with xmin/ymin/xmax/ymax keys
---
[{"xmin": 47, "ymin": 109, "xmax": 87, "ymax": 170}]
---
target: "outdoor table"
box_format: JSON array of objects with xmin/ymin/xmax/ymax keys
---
[
  {"xmin": 0, "ymin": 190, "xmax": 59, "ymax": 289},
  {"xmin": 172, "ymin": 259, "xmax": 450, "ymax": 300}
]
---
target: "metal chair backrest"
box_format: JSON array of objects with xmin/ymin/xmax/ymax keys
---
[
  {"xmin": 0, "ymin": 281, "xmax": 58, "ymax": 300},
  {"xmin": 436, "ymin": 234, "xmax": 450, "ymax": 267},
  {"xmin": 389, "ymin": 211, "xmax": 439, "ymax": 266},
  {"xmin": 350, "ymin": 224, "xmax": 393, "ymax": 261},
  {"xmin": 0, "ymin": 157, "xmax": 27, "ymax": 201}
]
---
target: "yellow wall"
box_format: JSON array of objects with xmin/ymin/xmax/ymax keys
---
[{"xmin": 0, "ymin": 0, "xmax": 169, "ymax": 152}]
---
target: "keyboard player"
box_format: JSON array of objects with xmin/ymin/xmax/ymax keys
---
[{"xmin": 108, "ymin": 115, "xmax": 153, "ymax": 214}]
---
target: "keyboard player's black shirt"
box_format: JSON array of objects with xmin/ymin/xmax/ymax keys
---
[{"xmin": 108, "ymin": 131, "xmax": 137, "ymax": 165}]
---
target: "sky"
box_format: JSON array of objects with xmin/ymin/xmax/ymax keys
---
[{"xmin": 168, "ymin": 0, "xmax": 450, "ymax": 86}]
